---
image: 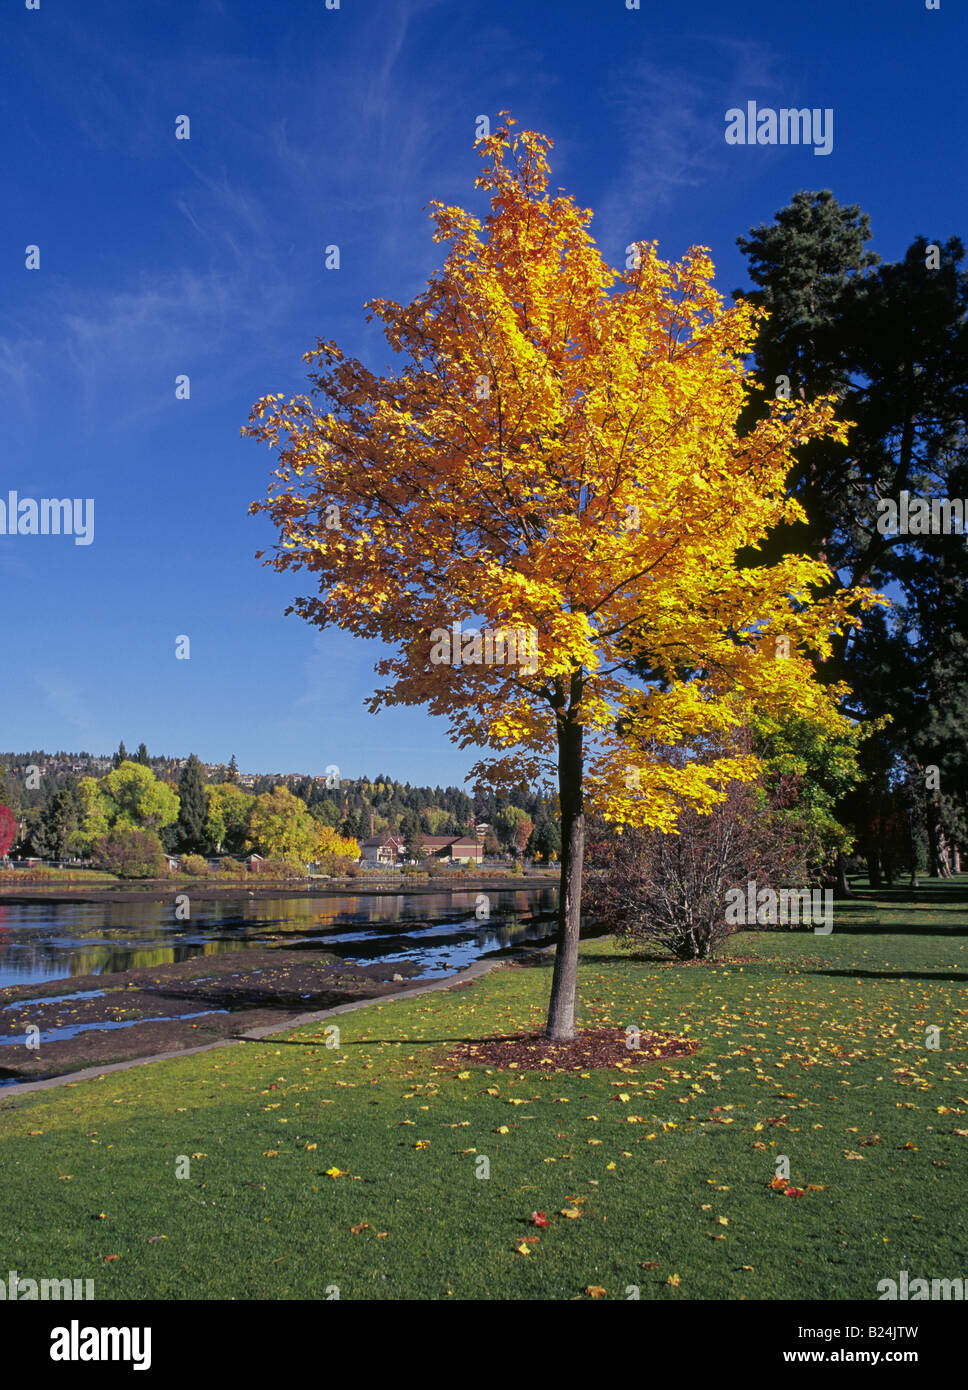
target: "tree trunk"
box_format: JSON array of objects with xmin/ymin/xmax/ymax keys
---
[
  {"xmin": 834, "ymin": 852, "xmax": 854, "ymax": 899},
  {"xmin": 926, "ymin": 812, "xmax": 938, "ymax": 877},
  {"xmin": 545, "ymin": 717, "xmax": 584, "ymax": 1041},
  {"xmin": 866, "ymin": 852, "xmax": 881, "ymax": 889}
]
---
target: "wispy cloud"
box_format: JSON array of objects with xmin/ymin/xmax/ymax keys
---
[{"xmin": 593, "ymin": 36, "xmax": 783, "ymax": 251}]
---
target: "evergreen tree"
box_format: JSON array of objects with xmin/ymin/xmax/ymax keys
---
[
  {"xmin": 113, "ymin": 740, "xmax": 128, "ymax": 769},
  {"xmin": 33, "ymin": 778, "xmax": 84, "ymax": 860},
  {"xmin": 176, "ymin": 754, "xmax": 208, "ymax": 854},
  {"xmin": 529, "ymin": 813, "xmax": 561, "ymax": 863},
  {"xmin": 736, "ymin": 198, "xmax": 968, "ymax": 873},
  {"xmin": 400, "ymin": 809, "xmax": 423, "ymax": 861}
]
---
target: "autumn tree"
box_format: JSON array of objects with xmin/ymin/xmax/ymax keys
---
[
  {"xmin": 247, "ymin": 118, "xmax": 878, "ymax": 1040},
  {"xmin": 205, "ymin": 782, "xmax": 251, "ymax": 855},
  {"xmin": 96, "ymin": 761, "xmax": 180, "ymax": 836},
  {"xmin": 245, "ymin": 785, "xmax": 318, "ymax": 864},
  {"xmin": 315, "ymin": 825, "xmax": 360, "ymax": 873}
]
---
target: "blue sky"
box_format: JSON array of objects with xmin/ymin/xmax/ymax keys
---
[{"xmin": 1, "ymin": 0, "xmax": 963, "ymax": 785}]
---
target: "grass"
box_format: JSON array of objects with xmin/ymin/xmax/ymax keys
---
[
  {"xmin": 0, "ymin": 867, "xmax": 118, "ymax": 884},
  {"xmin": 1, "ymin": 876, "xmax": 966, "ymax": 1300}
]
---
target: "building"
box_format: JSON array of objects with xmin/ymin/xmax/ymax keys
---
[
  {"xmin": 360, "ymin": 834, "xmax": 404, "ymax": 867},
  {"xmin": 441, "ymin": 835, "xmax": 483, "ymax": 865},
  {"xmin": 359, "ymin": 833, "xmax": 483, "ymax": 867}
]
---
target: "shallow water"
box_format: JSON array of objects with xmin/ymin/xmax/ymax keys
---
[
  {"xmin": 0, "ymin": 1009, "xmax": 229, "ymax": 1046},
  {"xmin": 0, "ymin": 888, "xmax": 559, "ymax": 990}
]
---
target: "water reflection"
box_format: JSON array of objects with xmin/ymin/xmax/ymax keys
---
[{"xmin": 0, "ymin": 889, "xmax": 559, "ymax": 989}]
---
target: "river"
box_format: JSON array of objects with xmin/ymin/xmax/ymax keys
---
[{"xmin": 0, "ymin": 886, "xmax": 560, "ymax": 990}]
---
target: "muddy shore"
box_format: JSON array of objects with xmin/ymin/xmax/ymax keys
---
[{"xmin": 0, "ymin": 945, "xmax": 435, "ymax": 1085}]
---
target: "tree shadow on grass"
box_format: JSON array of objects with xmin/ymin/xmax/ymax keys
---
[
  {"xmin": 809, "ymin": 968, "xmax": 968, "ymax": 982},
  {"xmin": 231, "ymin": 1033, "xmax": 522, "ymax": 1047},
  {"xmin": 814, "ymin": 924, "xmax": 968, "ymax": 937}
]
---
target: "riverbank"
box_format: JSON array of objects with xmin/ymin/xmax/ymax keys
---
[
  {"xmin": 0, "ymin": 898, "xmax": 560, "ymax": 1084},
  {"xmin": 0, "ymin": 873, "xmax": 557, "ymax": 907},
  {"xmin": 0, "ymin": 944, "xmax": 432, "ymax": 1085}
]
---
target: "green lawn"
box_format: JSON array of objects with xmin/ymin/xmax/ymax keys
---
[{"xmin": 2, "ymin": 877, "xmax": 966, "ymax": 1300}]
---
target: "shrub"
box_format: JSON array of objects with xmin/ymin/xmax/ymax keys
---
[
  {"xmin": 216, "ymin": 858, "xmax": 248, "ymax": 878},
  {"xmin": 584, "ymin": 778, "xmax": 817, "ymax": 961},
  {"xmin": 93, "ymin": 827, "xmax": 167, "ymax": 879},
  {"xmin": 180, "ymin": 854, "xmax": 210, "ymax": 877},
  {"xmin": 256, "ymin": 856, "xmax": 306, "ymax": 879}
]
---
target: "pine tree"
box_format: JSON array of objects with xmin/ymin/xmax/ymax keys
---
[
  {"xmin": 400, "ymin": 809, "xmax": 423, "ymax": 862},
  {"xmin": 176, "ymin": 754, "xmax": 208, "ymax": 854}
]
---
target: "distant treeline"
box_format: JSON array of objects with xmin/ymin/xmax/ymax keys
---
[{"xmin": 0, "ymin": 744, "xmax": 560, "ymax": 863}]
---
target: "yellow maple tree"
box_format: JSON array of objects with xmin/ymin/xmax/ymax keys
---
[
  {"xmin": 315, "ymin": 825, "xmax": 360, "ymax": 872},
  {"xmin": 246, "ymin": 116, "xmax": 880, "ymax": 1040}
]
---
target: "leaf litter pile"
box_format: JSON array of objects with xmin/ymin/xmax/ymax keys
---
[{"xmin": 448, "ymin": 1025, "xmax": 699, "ymax": 1072}]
